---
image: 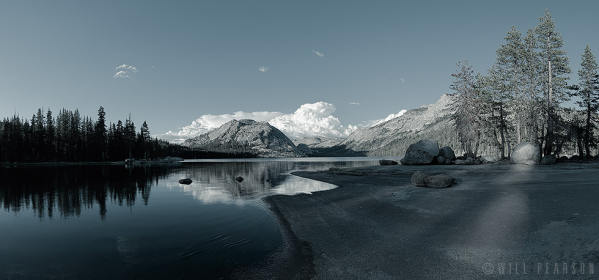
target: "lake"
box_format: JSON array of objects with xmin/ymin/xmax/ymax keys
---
[{"xmin": 0, "ymin": 157, "xmax": 381, "ymax": 279}]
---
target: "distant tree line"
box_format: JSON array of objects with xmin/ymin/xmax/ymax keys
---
[
  {"xmin": 0, "ymin": 106, "xmax": 188, "ymax": 162},
  {"xmin": 450, "ymin": 10, "xmax": 599, "ymax": 159}
]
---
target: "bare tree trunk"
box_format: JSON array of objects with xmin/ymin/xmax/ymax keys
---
[
  {"xmin": 474, "ymin": 130, "xmax": 481, "ymax": 157},
  {"xmin": 499, "ymin": 105, "xmax": 506, "ymax": 159},
  {"xmin": 577, "ymin": 134, "xmax": 584, "ymax": 157},
  {"xmin": 544, "ymin": 59, "xmax": 554, "ymax": 156},
  {"xmin": 585, "ymin": 103, "xmax": 592, "ymax": 159},
  {"xmin": 529, "ymin": 86, "xmax": 538, "ymax": 143},
  {"xmin": 517, "ymin": 118, "xmax": 521, "ymax": 144},
  {"xmin": 505, "ymin": 121, "xmax": 512, "ymax": 158}
]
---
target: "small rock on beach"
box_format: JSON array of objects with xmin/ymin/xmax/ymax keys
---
[{"xmin": 411, "ymin": 171, "xmax": 455, "ymax": 188}]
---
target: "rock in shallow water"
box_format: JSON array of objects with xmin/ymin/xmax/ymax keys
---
[
  {"xmin": 178, "ymin": 178, "xmax": 192, "ymax": 185},
  {"xmin": 411, "ymin": 172, "xmax": 455, "ymax": 188}
]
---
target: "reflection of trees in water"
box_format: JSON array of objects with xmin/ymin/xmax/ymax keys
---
[
  {"xmin": 0, "ymin": 166, "xmax": 170, "ymax": 219},
  {"xmin": 179, "ymin": 161, "xmax": 373, "ymax": 201}
]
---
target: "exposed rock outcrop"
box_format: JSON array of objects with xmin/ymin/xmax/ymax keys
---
[{"xmin": 183, "ymin": 119, "xmax": 303, "ymax": 157}]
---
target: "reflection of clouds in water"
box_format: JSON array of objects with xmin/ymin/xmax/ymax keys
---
[
  {"xmin": 272, "ymin": 175, "xmax": 336, "ymax": 195},
  {"xmin": 166, "ymin": 174, "xmax": 336, "ymax": 204},
  {"xmin": 165, "ymin": 181, "xmax": 249, "ymax": 205},
  {"xmin": 164, "ymin": 161, "xmax": 375, "ymax": 204}
]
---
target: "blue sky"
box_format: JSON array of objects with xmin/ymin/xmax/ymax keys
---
[{"xmin": 1, "ymin": 0, "xmax": 598, "ymax": 136}]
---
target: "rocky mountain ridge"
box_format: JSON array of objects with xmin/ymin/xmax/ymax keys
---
[{"xmin": 183, "ymin": 119, "xmax": 303, "ymax": 157}]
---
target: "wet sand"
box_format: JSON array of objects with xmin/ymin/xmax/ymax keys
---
[{"xmin": 265, "ymin": 163, "xmax": 599, "ymax": 279}]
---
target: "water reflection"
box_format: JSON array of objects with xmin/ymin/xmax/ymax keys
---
[
  {"xmin": 0, "ymin": 159, "xmax": 377, "ymax": 218},
  {"xmin": 0, "ymin": 166, "xmax": 169, "ymax": 218},
  {"xmin": 168, "ymin": 160, "xmax": 372, "ymax": 204},
  {"xmin": 0, "ymin": 158, "xmax": 378, "ymax": 279}
]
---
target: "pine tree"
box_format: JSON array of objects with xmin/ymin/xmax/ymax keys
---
[
  {"xmin": 46, "ymin": 109, "xmax": 55, "ymax": 159},
  {"xmin": 535, "ymin": 10, "xmax": 571, "ymax": 155},
  {"xmin": 522, "ymin": 29, "xmax": 543, "ymax": 142},
  {"xmin": 140, "ymin": 121, "xmax": 150, "ymax": 142},
  {"xmin": 140, "ymin": 121, "xmax": 151, "ymax": 159},
  {"xmin": 573, "ymin": 45, "xmax": 599, "ymax": 158},
  {"xmin": 125, "ymin": 116, "xmax": 136, "ymax": 158},
  {"xmin": 71, "ymin": 110, "xmax": 81, "ymax": 160},
  {"xmin": 450, "ymin": 61, "xmax": 483, "ymax": 157},
  {"xmin": 34, "ymin": 109, "xmax": 45, "ymax": 160},
  {"xmin": 95, "ymin": 106, "xmax": 107, "ymax": 160},
  {"xmin": 482, "ymin": 67, "xmax": 511, "ymax": 158},
  {"xmin": 487, "ymin": 26, "xmax": 527, "ymax": 157}
]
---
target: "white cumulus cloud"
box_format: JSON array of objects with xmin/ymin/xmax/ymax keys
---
[
  {"xmin": 113, "ymin": 64, "xmax": 138, "ymax": 79},
  {"xmin": 312, "ymin": 49, "xmax": 325, "ymax": 57},
  {"xmin": 258, "ymin": 66, "xmax": 269, "ymax": 72},
  {"xmin": 269, "ymin": 102, "xmax": 351, "ymax": 139},
  {"xmin": 349, "ymin": 102, "xmax": 360, "ymax": 105},
  {"xmin": 159, "ymin": 102, "xmax": 358, "ymax": 143}
]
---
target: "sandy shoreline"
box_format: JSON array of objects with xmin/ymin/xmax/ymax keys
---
[{"xmin": 264, "ymin": 163, "xmax": 599, "ymax": 279}]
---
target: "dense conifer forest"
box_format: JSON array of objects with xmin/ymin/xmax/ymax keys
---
[
  {"xmin": 0, "ymin": 106, "xmax": 251, "ymax": 162},
  {"xmin": 0, "ymin": 106, "xmax": 181, "ymax": 162}
]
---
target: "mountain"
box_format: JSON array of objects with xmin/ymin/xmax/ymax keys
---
[
  {"xmin": 293, "ymin": 136, "xmax": 355, "ymax": 156},
  {"xmin": 338, "ymin": 94, "xmax": 593, "ymax": 158},
  {"xmin": 292, "ymin": 136, "xmax": 343, "ymax": 148},
  {"xmin": 339, "ymin": 94, "xmax": 463, "ymax": 156},
  {"xmin": 183, "ymin": 119, "xmax": 303, "ymax": 157}
]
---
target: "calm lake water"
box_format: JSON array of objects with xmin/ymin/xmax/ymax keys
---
[{"xmin": 0, "ymin": 157, "xmax": 379, "ymax": 279}]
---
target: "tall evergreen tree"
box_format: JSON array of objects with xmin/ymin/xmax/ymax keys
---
[
  {"xmin": 450, "ymin": 61, "xmax": 483, "ymax": 157},
  {"xmin": 140, "ymin": 121, "xmax": 150, "ymax": 142},
  {"xmin": 573, "ymin": 45, "xmax": 599, "ymax": 158},
  {"xmin": 140, "ymin": 121, "xmax": 151, "ymax": 159},
  {"xmin": 522, "ymin": 29, "xmax": 543, "ymax": 142},
  {"xmin": 125, "ymin": 116, "xmax": 136, "ymax": 158},
  {"xmin": 483, "ymin": 68, "xmax": 508, "ymax": 158},
  {"xmin": 535, "ymin": 10, "xmax": 571, "ymax": 155},
  {"xmin": 487, "ymin": 26, "xmax": 525, "ymax": 157},
  {"xmin": 46, "ymin": 109, "xmax": 55, "ymax": 159},
  {"xmin": 34, "ymin": 109, "xmax": 45, "ymax": 160},
  {"xmin": 95, "ymin": 106, "xmax": 107, "ymax": 160}
]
